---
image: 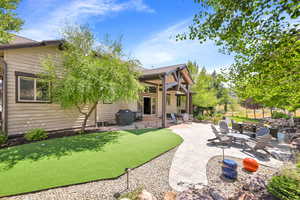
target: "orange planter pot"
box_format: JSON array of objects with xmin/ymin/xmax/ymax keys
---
[{"xmin": 243, "ymin": 158, "xmax": 259, "ymax": 172}]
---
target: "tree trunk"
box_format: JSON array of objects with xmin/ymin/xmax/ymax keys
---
[
  {"xmin": 77, "ymin": 102, "xmax": 98, "ymax": 133},
  {"xmin": 224, "ymin": 103, "xmax": 228, "ymax": 113},
  {"xmin": 270, "ymin": 107, "xmax": 273, "ymax": 116},
  {"xmin": 253, "ymin": 109, "xmax": 256, "ymax": 119},
  {"xmin": 246, "ymin": 108, "xmax": 248, "ymax": 118},
  {"xmin": 262, "ymin": 107, "xmax": 265, "ymax": 118}
]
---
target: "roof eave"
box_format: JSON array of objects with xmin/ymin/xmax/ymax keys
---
[{"xmin": 0, "ymin": 40, "xmax": 63, "ymax": 50}]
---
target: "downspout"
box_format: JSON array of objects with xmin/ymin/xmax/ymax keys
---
[{"xmin": 0, "ymin": 58, "xmax": 8, "ymax": 135}]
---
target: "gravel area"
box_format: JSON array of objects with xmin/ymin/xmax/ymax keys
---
[
  {"xmin": 4, "ymin": 148, "xmax": 177, "ymax": 200},
  {"xmin": 206, "ymin": 155, "xmax": 277, "ymax": 198}
]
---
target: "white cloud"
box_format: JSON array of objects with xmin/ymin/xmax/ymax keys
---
[
  {"xmin": 132, "ymin": 19, "xmax": 234, "ymax": 71},
  {"xmin": 19, "ymin": 0, "xmax": 154, "ymax": 41}
]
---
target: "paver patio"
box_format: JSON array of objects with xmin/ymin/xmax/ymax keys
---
[{"xmin": 169, "ymin": 123, "xmax": 284, "ymax": 191}]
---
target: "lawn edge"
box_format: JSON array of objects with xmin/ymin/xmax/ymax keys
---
[{"xmin": 1, "ymin": 133, "xmax": 183, "ymax": 198}]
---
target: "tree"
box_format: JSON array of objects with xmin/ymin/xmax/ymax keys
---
[
  {"xmin": 192, "ymin": 68, "xmax": 218, "ymax": 116},
  {"xmin": 186, "ymin": 61, "xmax": 199, "ymax": 81},
  {"xmin": 42, "ymin": 25, "xmax": 143, "ymax": 132},
  {"xmin": 179, "ymin": 0, "xmax": 299, "ymax": 112},
  {"xmin": 228, "ymin": 96, "xmax": 238, "ymax": 116},
  {"xmin": 0, "ymin": 0, "xmax": 23, "ymax": 43},
  {"xmin": 211, "ymin": 71, "xmax": 230, "ymax": 112},
  {"xmin": 178, "ymin": 0, "xmax": 299, "ymax": 57}
]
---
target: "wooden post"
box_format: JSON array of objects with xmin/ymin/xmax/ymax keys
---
[
  {"xmin": 189, "ymin": 93, "xmax": 193, "ymax": 114},
  {"xmin": 186, "ymin": 85, "xmax": 190, "ymax": 120},
  {"xmin": 162, "ymin": 75, "xmax": 166, "ymax": 128}
]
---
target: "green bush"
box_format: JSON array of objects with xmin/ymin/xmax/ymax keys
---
[
  {"xmin": 119, "ymin": 187, "xmax": 143, "ymax": 200},
  {"xmin": 196, "ymin": 114, "xmax": 205, "ymax": 121},
  {"xmin": 267, "ymin": 159, "xmax": 300, "ymax": 200},
  {"xmin": 24, "ymin": 128, "xmax": 48, "ymax": 141},
  {"xmin": 272, "ymin": 111, "xmax": 290, "ymax": 119},
  {"xmin": 0, "ymin": 131, "xmax": 8, "ymax": 145},
  {"xmin": 267, "ymin": 175, "xmax": 300, "ymax": 200}
]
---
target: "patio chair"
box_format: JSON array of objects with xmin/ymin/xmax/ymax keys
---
[
  {"xmin": 170, "ymin": 113, "xmax": 183, "ymax": 124},
  {"xmin": 256, "ymin": 127, "xmax": 270, "ymax": 137},
  {"xmin": 244, "ymin": 134, "xmax": 273, "ymax": 156},
  {"xmin": 231, "ymin": 120, "xmax": 242, "ymax": 133},
  {"xmin": 208, "ymin": 125, "xmax": 233, "ymax": 146},
  {"xmin": 219, "ymin": 120, "xmax": 230, "ymax": 134}
]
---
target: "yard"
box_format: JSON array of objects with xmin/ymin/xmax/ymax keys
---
[{"xmin": 0, "ymin": 128, "xmax": 183, "ymax": 197}]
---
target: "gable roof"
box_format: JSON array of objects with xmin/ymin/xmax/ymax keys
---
[
  {"xmin": 141, "ymin": 64, "xmax": 194, "ymax": 84},
  {"xmin": 10, "ymin": 35, "xmax": 37, "ymax": 44},
  {"xmin": 142, "ymin": 64, "xmax": 186, "ymax": 77}
]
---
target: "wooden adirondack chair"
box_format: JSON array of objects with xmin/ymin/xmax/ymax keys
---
[
  {"xmin": 244, "ymin": 134, "xmax": 273, "ymax": 156},
  {"xmin": 208, "ymin": 125, "xmax": 233, "ymax": 146}
]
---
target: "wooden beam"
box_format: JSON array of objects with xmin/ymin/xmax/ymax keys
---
[
  {"xmin": 165, "ymin": 82, "xmax": 178, "ymax": 90},
  {"xmin": 142, "ymin": 81, "xmax": 159, "ymax": 86},
  {"xmin": 162, "ymin": 75, "xmax": 167, "ymax": 128},
  {"xmin": 176, "ymin": 71, "xmax": 181, "ymax": 91},
  {"xmin": 172, "ymin": 71, "xmax": 178, "ymax": 81},
  {"xmin": 180, "ymin": 84, "xmax": 188, "ymax": 94}
]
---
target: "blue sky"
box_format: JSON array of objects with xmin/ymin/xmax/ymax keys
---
[{"xmin": 16, "ymin": 0, "xmax": 234, "ymax": 70}]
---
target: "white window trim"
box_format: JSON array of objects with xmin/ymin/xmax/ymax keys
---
[{"xmin": 17, "ymin": 76, "xmax": 51, "ymax": 103}]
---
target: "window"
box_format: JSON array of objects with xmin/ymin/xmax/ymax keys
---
[
  {"xmin": 16, "ymin": 72, "xmax": 51, "ymax": 103},
  {"xmin": 167, "ymin": 94, "xmax": 171, "ymax": 105}
]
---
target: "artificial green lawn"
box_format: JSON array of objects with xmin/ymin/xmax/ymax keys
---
[{"xmin": 0, "ymin": 128, "xmax": 183, "ymax": 197}]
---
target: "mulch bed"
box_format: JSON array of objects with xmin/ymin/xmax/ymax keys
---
[{"xmin": 206, "ymin": 155, "xmax": 278, "ymax": 199}]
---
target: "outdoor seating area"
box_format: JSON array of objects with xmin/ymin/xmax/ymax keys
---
[{"xmin": 207, "ymin": 118, "xmax": 300, "ymax": 162}]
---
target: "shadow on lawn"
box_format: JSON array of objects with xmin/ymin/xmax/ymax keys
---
[
  {"xmin": 0, "ymin": 131, "xmax": 122, "ymax": 171},
  {"xmin": 126, "ymin": 128, "xmax": 161, "ymax": 135}
]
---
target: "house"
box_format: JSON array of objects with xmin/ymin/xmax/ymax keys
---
[{"xmin": 0, "ymin": 36, "xmax": 193, "ymax": 136}]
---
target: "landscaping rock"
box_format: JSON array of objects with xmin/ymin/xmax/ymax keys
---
[
  {"xmin": 164, "ymin": 191, "xmax": 177, "ymax": 200},
  {"xmin": 209, "ymin": 188, "xmax": 226, "ymax": 200},
  {"xmin": 138, "ymin": 189, "xmax": 157, "ymax": 200},
  {"xmin": 176, "ymin": 185, "xmax": 227, "ymax": 200},
  {"xmin": 242, "ymin": 176, "xmax": 266, "ymax": 193}
]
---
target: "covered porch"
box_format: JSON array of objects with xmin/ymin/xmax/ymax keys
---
[{"xmin": 139, "ymin": 64, "xmax": 194, "ymax": 128}]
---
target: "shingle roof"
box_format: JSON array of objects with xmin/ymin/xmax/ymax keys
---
[{"xmin": 141, "ymin": 64, "xmax": 186, "ymax": 77}]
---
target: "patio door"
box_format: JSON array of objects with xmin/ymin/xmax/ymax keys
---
[{"xmin": 143, "ymin": 97, "xmax": 151, "ymax": 115}]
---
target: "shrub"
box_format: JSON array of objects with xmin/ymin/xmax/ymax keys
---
[
  {"xmin": 24, "ymin": 128, "xmax": 48, "ymax": 141},
  {"xmin": 271, "ymin": 111, "xmax": 290, "ymax": 119},
  {"xmin": 267, "ymin": 175, "xmax": 300, "ymax": 200},
  {"xmin": 0, "ymin": 131, "xmax": 8, "ymax": 145},
  {"xmin": 119, "ymin": 187, "xmax": 143, "ymax": 200},
  {"xmin": 196, "ymin": 114, "xmax": 205, "ymax": 121},
  {"xmin": 267, "ymin": 160, "xmax": 300, "ymax": 200}
]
